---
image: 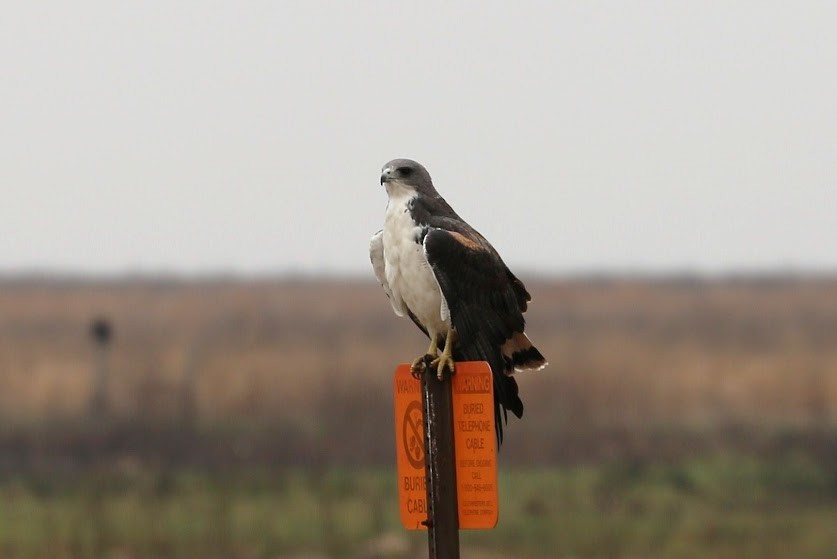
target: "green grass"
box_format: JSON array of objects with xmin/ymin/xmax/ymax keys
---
[
  {"xmin": 0, "ymin": 455, "xmax": 835, "ymax": 558},
  {"xmin": 468, "ymin": 455, "xmax": 837, "ymax": 559}
]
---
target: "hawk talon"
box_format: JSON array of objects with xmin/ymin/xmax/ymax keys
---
[
  {"xmin": 430, "ymin": 355, "xmax": 455, "ymax": 380},
  {"xmin": 431, "ymin": 328, "xmax": 457, "ymax": 380},
  {"xmin": 411, "ymin": 334, "xmax": 440, "ymax": 379},
  {"xmin": 410, "ymin": 354, "xmax": 434, "ymax": 379}
]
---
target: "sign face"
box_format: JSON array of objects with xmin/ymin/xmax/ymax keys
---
[
  {"xmin": 393, "ymin": 362, "xmax": 498, "ymax": 530},
  {"xmin": 393, "ymin": 366, "xmax": 427, "ymax": 529},
  {"xmin": 451, "ymin": 361, "xmax": 499, "ymax": 529}
]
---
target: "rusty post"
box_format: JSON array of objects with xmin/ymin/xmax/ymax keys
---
[{"xmin": 420, "ymin": 358, "xmax": 460, "ymax": 558}]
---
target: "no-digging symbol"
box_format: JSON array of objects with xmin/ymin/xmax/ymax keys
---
[
  {"xmin": 393, "ymin": 362, "xmax": 499, "ymax": 530},
  {"xmin": 403, "ymin": 401, "xmax": 424, "ymax": 468}
]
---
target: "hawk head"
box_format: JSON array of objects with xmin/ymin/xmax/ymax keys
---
[{"xmin": 380, "ymin": 159, "xmax": 436, "ymax": 197}]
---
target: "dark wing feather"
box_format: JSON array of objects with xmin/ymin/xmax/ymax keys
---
[{"xmin": 422, "ymin": 227, "xmax": 527, "ymax": 444}]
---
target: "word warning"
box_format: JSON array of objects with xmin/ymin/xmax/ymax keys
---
[{"xmin": 393, "ymin": 362, "xmax": 498, "ymax": 530}]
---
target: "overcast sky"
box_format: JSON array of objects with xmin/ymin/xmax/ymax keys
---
[{"xmin": 1, "ymin": 2, "xmax": 835, "ymax": 276}]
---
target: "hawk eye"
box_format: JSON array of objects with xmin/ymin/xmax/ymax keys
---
[{"xmin": 398, "ymin": 166, "xmax": 414, "ymax": 177}]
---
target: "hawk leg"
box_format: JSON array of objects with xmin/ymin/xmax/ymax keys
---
[
  {"xmin": 430, "ymin": 329, "xmax": 457, "ymax": 380},
  {"xmin": 410, "ymin": 335, "xmax": 439, "ymax": 379}
]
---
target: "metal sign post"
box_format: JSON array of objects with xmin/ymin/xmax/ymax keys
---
[{"xmin": 420, "ymin": 362, "xmax": 460, "ymax": 558}]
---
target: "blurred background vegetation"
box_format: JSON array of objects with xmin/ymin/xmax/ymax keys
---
[{"xmin": 0, "ymin": 275, "xmax": 835, "ymax": 558}]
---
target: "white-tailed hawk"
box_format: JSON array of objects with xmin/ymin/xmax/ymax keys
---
[{"xmin": 369, "ymin": 158, "xmax": 547, "ymax": 443}]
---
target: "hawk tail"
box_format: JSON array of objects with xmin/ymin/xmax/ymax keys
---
[
  {"xmin": 501, "ymin": 332, "xmax": 547, "ymax": 373},
  {"xmin": 493, "ymin": 356, "xmax": 523, "ymax": 446}
]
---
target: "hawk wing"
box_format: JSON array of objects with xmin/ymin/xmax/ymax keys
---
[
  {"xmin": 422, "ymin": 224, "xmax": 533, "ymax": 442},
  {"xmin": 369, "ymin": 230, "xmax": 405, "ymax": 317},
  {"xmin": 370, "ymin": 230, "xmax": 434, "ymax": 338}
]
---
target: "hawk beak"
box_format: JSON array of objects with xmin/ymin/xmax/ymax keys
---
[{"xmin": 380, "ymin": 167, "xmax": 393, "ymax": 185}]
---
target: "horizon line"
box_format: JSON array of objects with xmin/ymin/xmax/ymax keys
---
[{"xmin": 1, "ymin": 266, "xmax": 836, "ymax": 284}]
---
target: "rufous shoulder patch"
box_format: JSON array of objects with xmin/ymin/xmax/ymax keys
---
[{"xmin": 450, "ymin": 231, "xmax": 482, "ymax": 250}]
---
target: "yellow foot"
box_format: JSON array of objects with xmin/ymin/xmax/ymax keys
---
[
  {"xmin": 410, "ymin": 354, "xmax": 434, "ymax": 379},
  {"xmin": 430, "ymin": 354, "xmax": 455, "ymax": 381}
]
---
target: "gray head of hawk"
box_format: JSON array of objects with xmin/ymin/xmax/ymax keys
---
[{"xmin": 380, "ymin": 159, "xmax": 439, "ymax": 198}]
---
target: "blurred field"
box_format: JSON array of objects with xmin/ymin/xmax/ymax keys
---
[
  {"xmin": 0, "ymin": 275, "xmax": 835, "ymax": 558},
  {"xmin": 2, "ymin": 458, "xmax": 834, "ymax": 559}
]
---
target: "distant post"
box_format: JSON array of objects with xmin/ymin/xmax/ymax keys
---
[
  {"xmin": 89, "ymin": 317, "xmax": 113, "ymax": 420},
  {"xmin": 180, "ymin": 335, "xmax": 203, "ymax": 427}
]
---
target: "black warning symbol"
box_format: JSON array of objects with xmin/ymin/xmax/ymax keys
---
[{"xmin": 402, "ymin": 400, "xmax": 425, "ymax": 469}]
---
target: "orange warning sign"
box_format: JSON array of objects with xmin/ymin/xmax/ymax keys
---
[
  {"xmin": 393, "ymin": 367, "xmax": 426, "ymax": 529},
  {"xmin": 452, "ymin": 362, "xmax": 498, "ymax": 529},
  {"xmin": 393, "ymin": 362, "xmax": 498, "ymax": 530}
]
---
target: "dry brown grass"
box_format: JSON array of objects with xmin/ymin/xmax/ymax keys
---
[{"xmin": 0, "ymin": 276, "xmax": 835, "ymax": 464}]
